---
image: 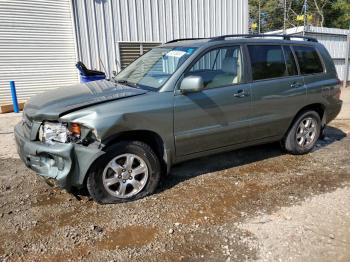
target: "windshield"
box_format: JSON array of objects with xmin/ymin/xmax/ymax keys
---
[{"xmin": 115, "ymin": 46, "xmax": 197, "ymax": 90}]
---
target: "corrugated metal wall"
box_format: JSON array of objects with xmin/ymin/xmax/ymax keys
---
[
  {"xmin": 0, "ymin": 0, "xmax": 79, "ymax": 104},
  {"xmin": 72, "ymin": 0, "xmax": 249, "ymax": 78}
]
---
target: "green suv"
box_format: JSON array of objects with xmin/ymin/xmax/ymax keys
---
[{"xmin": 15, "ymin": 35, "xmax": 342, "ymax": 203}]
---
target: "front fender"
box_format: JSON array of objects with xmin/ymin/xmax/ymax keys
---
[{"xmin": 60, "ymin": 92, "xmax": 175, "ymax": 178}]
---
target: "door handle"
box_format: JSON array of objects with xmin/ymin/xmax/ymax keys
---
[
  {"xmin": 291, "ymin": 82, "xmax": 303, "ymax": 88},
  {"xmin": 233, "ymin": 89, "xmax": 249, "ymax": 98}
]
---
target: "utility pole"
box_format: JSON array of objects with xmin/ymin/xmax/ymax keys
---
[
  {"xmin": 283, "ymin": 0, "xmax": 287, "ymax": 34},
  {"xmin": 303, "ymin": 0, "xmax": 308, "ymax": 36},
  {"xmin": 258, "ymin": 0, "xmax": 261, "ymax": 34},
  {"xmin": 343, "ymin": 23, "xmax": 350, "ymax": 88}
]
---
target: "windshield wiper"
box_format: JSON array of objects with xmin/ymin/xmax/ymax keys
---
[{"xmin": 115, "ymin": 79, "xmax": 138, "ymax": 88}]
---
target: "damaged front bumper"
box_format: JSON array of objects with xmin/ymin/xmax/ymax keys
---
[{"xmin": 14, "ymin": 122, "xmax": 104, "ymax": 189}]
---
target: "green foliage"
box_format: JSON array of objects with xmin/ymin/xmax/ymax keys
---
[
  {"xmin": 328, "ymin": 0, "xmax": 350, "ymax": 28},
  {"xmin": 249, "ymin": 0, "xmax": 284, "ymax": 32},
  {"xmin": 249, "ymin": 0, "xmax": 350, "ymax": 32}
]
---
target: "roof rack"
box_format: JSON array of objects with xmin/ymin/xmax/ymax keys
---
[
  {"xmin": 210, "ymin": 34, "xmax": 318, "ymax": 42},
  {"xmin": 166, "ymin": 37, "xmax": 208, "ymax": 44},
  {"xmin": 165, "ymin": 34, "xmax": 318, "ymax": 44}
]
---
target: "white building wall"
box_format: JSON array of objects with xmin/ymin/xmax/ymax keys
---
[
  {"xmin": 72, "ymin": 0, "xmax": 249, "ymax": 77},
  {"xmin": 0, "ymin": 0, "xmax": 79, "ymax": 104}
]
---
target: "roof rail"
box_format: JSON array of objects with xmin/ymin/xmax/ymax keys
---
[
  {"xmin": 210, "ymin": 34, "xmax": 318, "ymax": 42},
  {"xmin": 166, "ymin": 37, "xmax": 209, "ymax": 44},
  {"xmin": 165, "ymin": 34, "xmax": 318, "ymax": 44}
]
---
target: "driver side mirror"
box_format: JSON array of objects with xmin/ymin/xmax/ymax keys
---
[{"xmin": 180, "ymin": 76, "xmax": 204, "ymax": 94}]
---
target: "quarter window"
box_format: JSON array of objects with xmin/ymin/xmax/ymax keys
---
[
  {"xmin": 293, "ymin": 46, "xmax": 324, "ymax": 74},
  {"xmin": 248, "ymin": 45, "xmax": 287, "ymax": 80},
  {"xmin": 186, "ymin": 46, "xmax": 242, "ymax": 89}
]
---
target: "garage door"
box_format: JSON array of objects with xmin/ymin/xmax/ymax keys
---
[{"xmin": 0, "ymin": 0, "xmax": 79, "ymax": 105}]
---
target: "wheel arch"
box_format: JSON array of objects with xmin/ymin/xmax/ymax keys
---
[
  {"xmin": 284, "ymin": 103, "xmax": 326, "ymax": 139},
  {"xmin": 104, "ymin": 130, "xmax": 166, "ymax": 161},
  {"xmin": 81, "ymin": 129, "xmax": 169, "ymax": 190}
]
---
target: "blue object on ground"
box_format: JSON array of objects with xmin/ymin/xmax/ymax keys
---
[
  {"xmin": 80, "ymin": 74, "xmax": 106, "ymax": 83},
  {"xmin": 10, "ymin": 80, "xmax": 19, "ymax": 113}
]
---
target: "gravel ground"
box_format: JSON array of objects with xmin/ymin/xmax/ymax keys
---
[
  {"xmin": 241, "ymin": 187, "xmax": 350, "ymax": 262},
  {"xmin": 0, "ymin": 113, "xmax": 349, "ymax": 261}
]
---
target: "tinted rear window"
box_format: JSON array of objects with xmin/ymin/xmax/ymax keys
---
[
  {"xmin": 248, "ymin": 45, "xmax": 287, "ymax": 80},
  {"xmin": 293, "ymin": 46, "xmax": 324, "ymax": 74}
]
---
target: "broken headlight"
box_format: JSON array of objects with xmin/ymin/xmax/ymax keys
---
[{"xmin": 39, "ymin": 122, "xmax": 81, "ymax": 144}]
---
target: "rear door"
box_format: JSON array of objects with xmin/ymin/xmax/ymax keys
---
[
  {"xmin": 174, "ymin": 45, "xmax": 252, "ymax": 156},
  {"xmin": 248, "ymin": 44, "xmax": 306, "ymax": 140},
  {"xmin": 292, "ymin": 45, "xmax": 329, "ymax": 102}
]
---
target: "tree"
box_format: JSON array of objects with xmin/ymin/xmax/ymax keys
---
[
  {"xmin": 249, "ymin": 0, "xmax": 284, "ymax": 33},
  {"xmin": 328, "ymin": 0, "xmax": 350, "ymax": 28},
  {"xmin": 285, "ymin": 0, "xmax": 331, "ymax": 28},
  {"xmin": 313, "ymin": 0, "xmax": 330, "ymax": 27},
  {"xmin": 249, "ymin": 0, "xmax": 350, "ymax": 31}
]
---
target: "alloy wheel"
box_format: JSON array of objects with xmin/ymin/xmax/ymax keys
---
[
  {"xmin": 102, "ymin": 153, "xmax": 149, "ymax": 198},
  {"xmin": 296, "ymin": 117, "xmax": 317, "ymax": 147}
]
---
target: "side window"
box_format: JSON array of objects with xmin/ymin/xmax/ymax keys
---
[
  {"xmin": 283, "ymin": 46, "xmax": 298, "ymax": 76},
  {"xmin": 186, "ymin": 46, "xmax": 242, "ymax": 89},
  {"xmin": 248, "ymin": 45, "xmax": 287, "ymax": 80},
  {"xmin": 293, "ymin": 46, "xmax": 324, "ymax": 74},
  {"xmin": 189, "ymin": 49, "xmax": 219, "ymax": 71}
]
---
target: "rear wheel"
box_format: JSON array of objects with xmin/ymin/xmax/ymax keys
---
[
  {"xmin": 87, "ymin": 141, "xmax": 161, "ymax": 204},
  {"xmin": 282, "ymin": 110, "xmax": 321, "ymax": 155}
]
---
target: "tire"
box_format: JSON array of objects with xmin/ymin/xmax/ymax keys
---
[
  {"xmin": 87, "ymin": 141, "xmax": 161, "ymax": 204},
  {"xmin": 282, "ymin": 110, "xmax": 321, "ymax": 155}
]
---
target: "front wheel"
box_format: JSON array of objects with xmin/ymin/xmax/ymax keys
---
[
  {"xmin": 87, "ymin": 141, "xmax": 161, "ymax": 204},
  {"xmin": 282, "ymin": 110, "xmax": 321, "ymax": 155}
]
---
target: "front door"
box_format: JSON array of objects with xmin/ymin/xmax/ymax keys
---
[{"xmin": 174, "ymin": 45, "xmax": 252, "ymax": 156}]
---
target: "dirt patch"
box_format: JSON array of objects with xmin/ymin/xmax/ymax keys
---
[
  {"xmin": 39, "ymin": 245, "xmax": 91, "ymax": 262},
  {"xmin": 170, "ymin": 169, "xmax": 349, "ymax": 227},
  {"xmin": 32, "ymin": 191, "xmax": 68, "ymax": 207},
  {"xmin": 96, "ymin": 226, "xmax": 157, "ymax": 250}
]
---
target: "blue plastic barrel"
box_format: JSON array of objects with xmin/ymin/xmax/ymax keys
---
[{"xmin": 80, "ymin": 74, "xmax": 106, "ymax": 83}]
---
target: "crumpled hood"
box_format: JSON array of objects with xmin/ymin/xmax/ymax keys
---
[{"xmin": 24, "ymin": 80, "xmax": 148, "ymax": 120}]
